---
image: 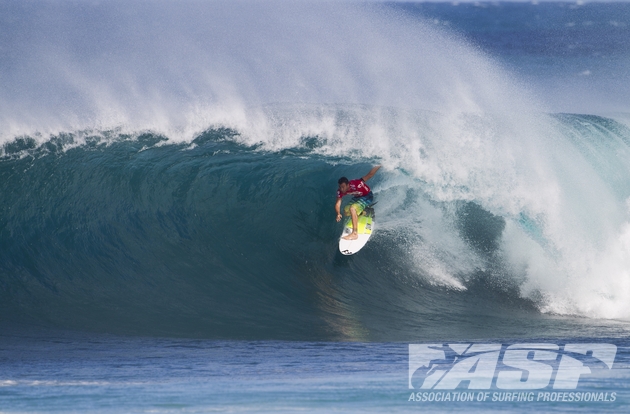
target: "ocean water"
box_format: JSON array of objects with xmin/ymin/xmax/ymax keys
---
[{"xmin": 1, "ymin": 1, "xmax": 630, "ymax": 412}]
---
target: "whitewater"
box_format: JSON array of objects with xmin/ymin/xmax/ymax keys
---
[{"xmin": 1, "ymin": 1, "xmax": 630, "ymax": 412}]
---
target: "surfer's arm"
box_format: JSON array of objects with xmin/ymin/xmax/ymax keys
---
[
  {"xmin": 335, "ymin": 198, "xmax": 342, "ymax": 221},
  {"xmin": 362, "ymin": 165, "xmax": 381, "ymax": 182}
]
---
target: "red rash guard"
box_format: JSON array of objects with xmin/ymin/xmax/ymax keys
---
[{"xmin": 337, "ymin": 179, "xmax": 371, "ymax": 199}]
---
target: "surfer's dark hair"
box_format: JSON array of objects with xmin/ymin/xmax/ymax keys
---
[{"xmin": 338, "ymin": 177, "xmax": 349, "ymax": 185}]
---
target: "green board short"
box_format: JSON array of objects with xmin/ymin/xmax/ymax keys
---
[{"xmin": 343, "ymin": 193, "xmax": 373, "ymax": 216}]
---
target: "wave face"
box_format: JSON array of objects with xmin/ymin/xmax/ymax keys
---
[
  {"xmin": 2, "ymin": 1, "xmax": 630, "ymax": 340},
  {"xmin": 2, "ymin": 111, "xmax": 630, "ymax": 341}
]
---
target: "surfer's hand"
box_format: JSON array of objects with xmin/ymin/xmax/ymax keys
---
[{"xmin": 336, "ymin": 214, "xmax": 342, "ymax": 222}]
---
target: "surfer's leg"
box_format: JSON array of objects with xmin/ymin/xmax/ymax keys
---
[
  {"xmin": 350, "ymin": 206, "xmax": 359, "ymax": 234},
  {"xmin": 342, "ymin": 206, "xmax": 359, "ymax": 240}
]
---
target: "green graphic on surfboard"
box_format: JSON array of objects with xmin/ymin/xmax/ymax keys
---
[{"xmin": 339, "ymin": 206, "xmax": 375, "ymax": 255}]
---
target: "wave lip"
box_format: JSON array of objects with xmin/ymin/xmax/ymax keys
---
[{"xmin": 0, "ymin": 0, "xmax": 543, "ymax": 142}]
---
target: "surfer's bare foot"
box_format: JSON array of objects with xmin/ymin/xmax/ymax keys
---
[{"xmin": 342, "ymin": 232, "xmax": 358, "ymax": 240}]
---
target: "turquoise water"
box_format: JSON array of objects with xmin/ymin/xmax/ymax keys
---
[{"xmin": 1, "ymin": 1, "xmax": 630, "ymax": 412}]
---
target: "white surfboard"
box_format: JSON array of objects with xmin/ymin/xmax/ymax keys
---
[{"xmin": 339, "ymin": 207, "xmax": 375, "ymax": 255}]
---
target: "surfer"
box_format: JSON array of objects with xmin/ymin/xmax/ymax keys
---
[{"xmin": 336, "ymin": 165, "xmax": 381, "ymax": 240}]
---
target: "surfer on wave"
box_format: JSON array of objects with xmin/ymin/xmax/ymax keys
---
[{"xmin": 336, "ymin": 165, "xmax": 381, "ymax": 240}]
